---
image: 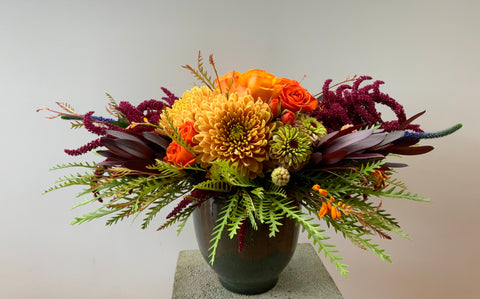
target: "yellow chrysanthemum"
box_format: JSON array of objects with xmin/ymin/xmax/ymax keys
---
[
  {"xmin": 193, "ymin": 93, "xmax": 273, "ymax": 178},
  {"xmin": 158, "ymin": 86, "xmax": 218, "ymax": 136}
]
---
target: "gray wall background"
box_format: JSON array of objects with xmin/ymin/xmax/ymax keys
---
[{"xmin": 1, "ymin": 0, "xmax": 479, "ymax": 298}]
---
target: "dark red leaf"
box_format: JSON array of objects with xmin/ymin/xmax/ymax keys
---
[
  {"xmin": 112, "ymin": 139, "xmax": 155, "ymax": 160},
  {"xmin": 342, "ymin": 133, "xmax": 386, "ymax": 155},
  {"xmin": 344, "ymin": 153, "xmax": 385, "ymax": 160},
  {"xmin": 143, "ymin": 132, "xmax": 170, "ymax": 150},
  {"xmin": 321, "ymin": 150, "xmax": 348, "ymax": 165},
  {"xmin": 324, "ymin": 130, "xmax": 373, "ymax": 154},
  {"xmin": 105, "ymin": 130, "xmax": 143, "ymax": 143},
  {"xmin": 388, "ymin": 145, "xmax": 434, "ymax": 155},
  {"xmin": 100, "ymin": 137, "xmax": 138, "ymax": 159}
]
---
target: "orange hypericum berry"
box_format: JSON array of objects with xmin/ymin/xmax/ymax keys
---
[{"xmin": 312, "ymin": 184, "xmax": 321, "ymax": 191}]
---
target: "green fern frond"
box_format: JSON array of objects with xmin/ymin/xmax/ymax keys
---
[
  {"xmin": 208, "ymin": 192, "xmax": 238, "ymax": 265},
  {"xmin": 266, "ymin": 207, "xmax": 284, "ymax": 237},
  {"xmin": 327, "ymin": 218, "xmax": 392, "ymax": 262},
  {"xmin": 265, "ymin": 183, "xmax": 288, "ymax": 199},
  {"xmin": 175, "ymin": 205, "xmax": 196, "ymax": 235},
  {"xmin": 209, "ymin": 160, "xmax": 255, "ymax": 187},
  {"xmin": 156, "ymin": 204, "xmax": 193, "ymax": 232},
  {"xmin": 227, "ymin": 203, "xmax": 248, "ymax": 239},
  {"xmin": 384, "ymin": 177, "xmax": 408, "ymax": 190},
  {"xmin": 241, "ymin": 191, "xmax": 258, "ymax": 230},
  {"xmin": 272, "ymin": 197, "xmax": 350, "ymax": 278},
  {"xmin": 143, "ymin": 198, "xmax": 171, "ymax": 229},
  {"xmin": 359, "ymin": 160, "xmax": 386, "ymax": 174},
  {"xmin": 379, "ymin": 187, "xmax": 430, "ymax": 202},
  {"xmin": 106, "ymin": 205, "xmax": 138, "ymax": 226},
  {"xmin": 71, "ymin": 206, "xmax": 119, "ymax": 225},
  {"xmin": 147, "ymin": 159, "xmax": 189, "ymax": 178},
  {"xmin": 49, "ymin": 162, "xmax": 99, "ymax": 171},
  {"xmin": 193, "ymin": 180, "xmax": 232, "ymax": 192},
  {"xmin": 43, "ymin": 172, "xmax": 98, "ymax": 194},
  {"xmin": 71, "ymin": 197, "xmax": 100, "ymax": 209}
]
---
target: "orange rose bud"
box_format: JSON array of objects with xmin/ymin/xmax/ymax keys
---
[
  {"xmin": 239, "ymin": 69, "xmax": 283, "ymax": 102},
  {"xmin": 164, "ymin": 141, "xmax": 195, "ymax": 167},
  {"xmin": 164, "ymin": 121, "xmax": 198, "ymax": 167},
  {"xmin": 278, "ymin": 78, "xmax": 318, "ymax": 113},
  {"xmin": 178, "ymin": 121, "xmax": 196, "ymax": 145},
  {"xmin": 268, "ymin": 98, "xmax": 281, "ymax": 118},
  {"xmin": 280, "ymin": 110, "xmax": 295, "ymax": 125}
]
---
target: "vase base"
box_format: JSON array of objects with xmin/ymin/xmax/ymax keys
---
[{"xmin": 218, "ymin": 276, "xmax": 278, "ymax": 295}]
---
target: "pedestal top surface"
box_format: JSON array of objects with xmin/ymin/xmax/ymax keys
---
[{"xmin": 172, "ymin": 243, "xmax": 344, "ymax": 299}]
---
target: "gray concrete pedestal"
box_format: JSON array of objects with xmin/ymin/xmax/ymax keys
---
[{"xmin": 172, "ymin": 243, "xmax": 344, "ymax": 298}]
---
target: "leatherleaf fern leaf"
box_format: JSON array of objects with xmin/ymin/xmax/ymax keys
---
[
  {"xmin": 241, "ymin": 191, "xmax": 258, "ymax": 230},
  {"xmin": 208, "ymin": 192, "xmax": 239, "ymax": 265},
  {"xmin": 209, "ymin": 159, "xmax": 255, "ymax": 187},
  {"xmin": 193, "ymin": 179, "xmax": 232, "ymax": 192},
  {"xmin": 227, "ymin": 198, "xmax": 248, "ymax": 239}
]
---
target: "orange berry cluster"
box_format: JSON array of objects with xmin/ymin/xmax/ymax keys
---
[{"xmin": 312, "ymin": 185, "xmax": 351, "ymax": 220}]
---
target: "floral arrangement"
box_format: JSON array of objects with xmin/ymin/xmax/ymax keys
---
[{"xmin": 39, "ymin": 53, "xmax": 461, "ymax": 277}]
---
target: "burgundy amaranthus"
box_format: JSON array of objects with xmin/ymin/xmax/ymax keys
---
[
  {"xmin": 237, "ymin": 220, "xmax": 247, "ymax": 253},
  {"xmin": 64, "ymin": 111, "xmax": 105, "ymax": 155},
  {"xmin": 64, "ymin": 88, "xmax": 177, "ymax": 156},
  {"xmin": 312, "ymin": 76, "xmax": 422, "ymax": 133},
  {"xmin": 165, "ymin": 189, "xmax": 219, "ymax": 220}
]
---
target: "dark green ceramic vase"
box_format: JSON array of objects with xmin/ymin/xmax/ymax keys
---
[{"xmin": 193, "ymin": 196, "xmax": 300, "ymax": 295}]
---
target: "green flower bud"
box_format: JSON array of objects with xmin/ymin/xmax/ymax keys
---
[{"xmin": 271, "ymin": 167, "xmax": 290, "ymax": 186}]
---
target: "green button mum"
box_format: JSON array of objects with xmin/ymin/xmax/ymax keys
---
[{"xmin": 269, "ymin": 124, "xmax": 312, "ymax": 171}]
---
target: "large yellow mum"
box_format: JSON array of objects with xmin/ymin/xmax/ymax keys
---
[
  {"xmin": 158, "ymin": 86, "xmax": 219, "ymax": 137},
  {"xmin": 193, "ymin": 93, "xmax": 273, "ymax": 178}
]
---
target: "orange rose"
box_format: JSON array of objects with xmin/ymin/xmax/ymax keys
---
[
  {"xmin": 178, "ymin": 121, "xmax": 196, "ymax": 145},
  {"xmin": 164, "ymin": 141, "xmax": 196, "ymax": 167},
  {"xmin": 278, "ymin": 78, "xmax": 318, "ymax": 113},
  {"xmin": 214, "ymin": 71, "xmax": 246, "ymax": 96},
  {"xmin": 239, "ymin": 69, "xmax": 283, "ymax": 102},
  {"xmin": 215, "ymin": 69, "xmax": 282, "ymax": 103},
  {"xmin": 164, "ymin": 121, "xmax": 197, "ymax": 167}
]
